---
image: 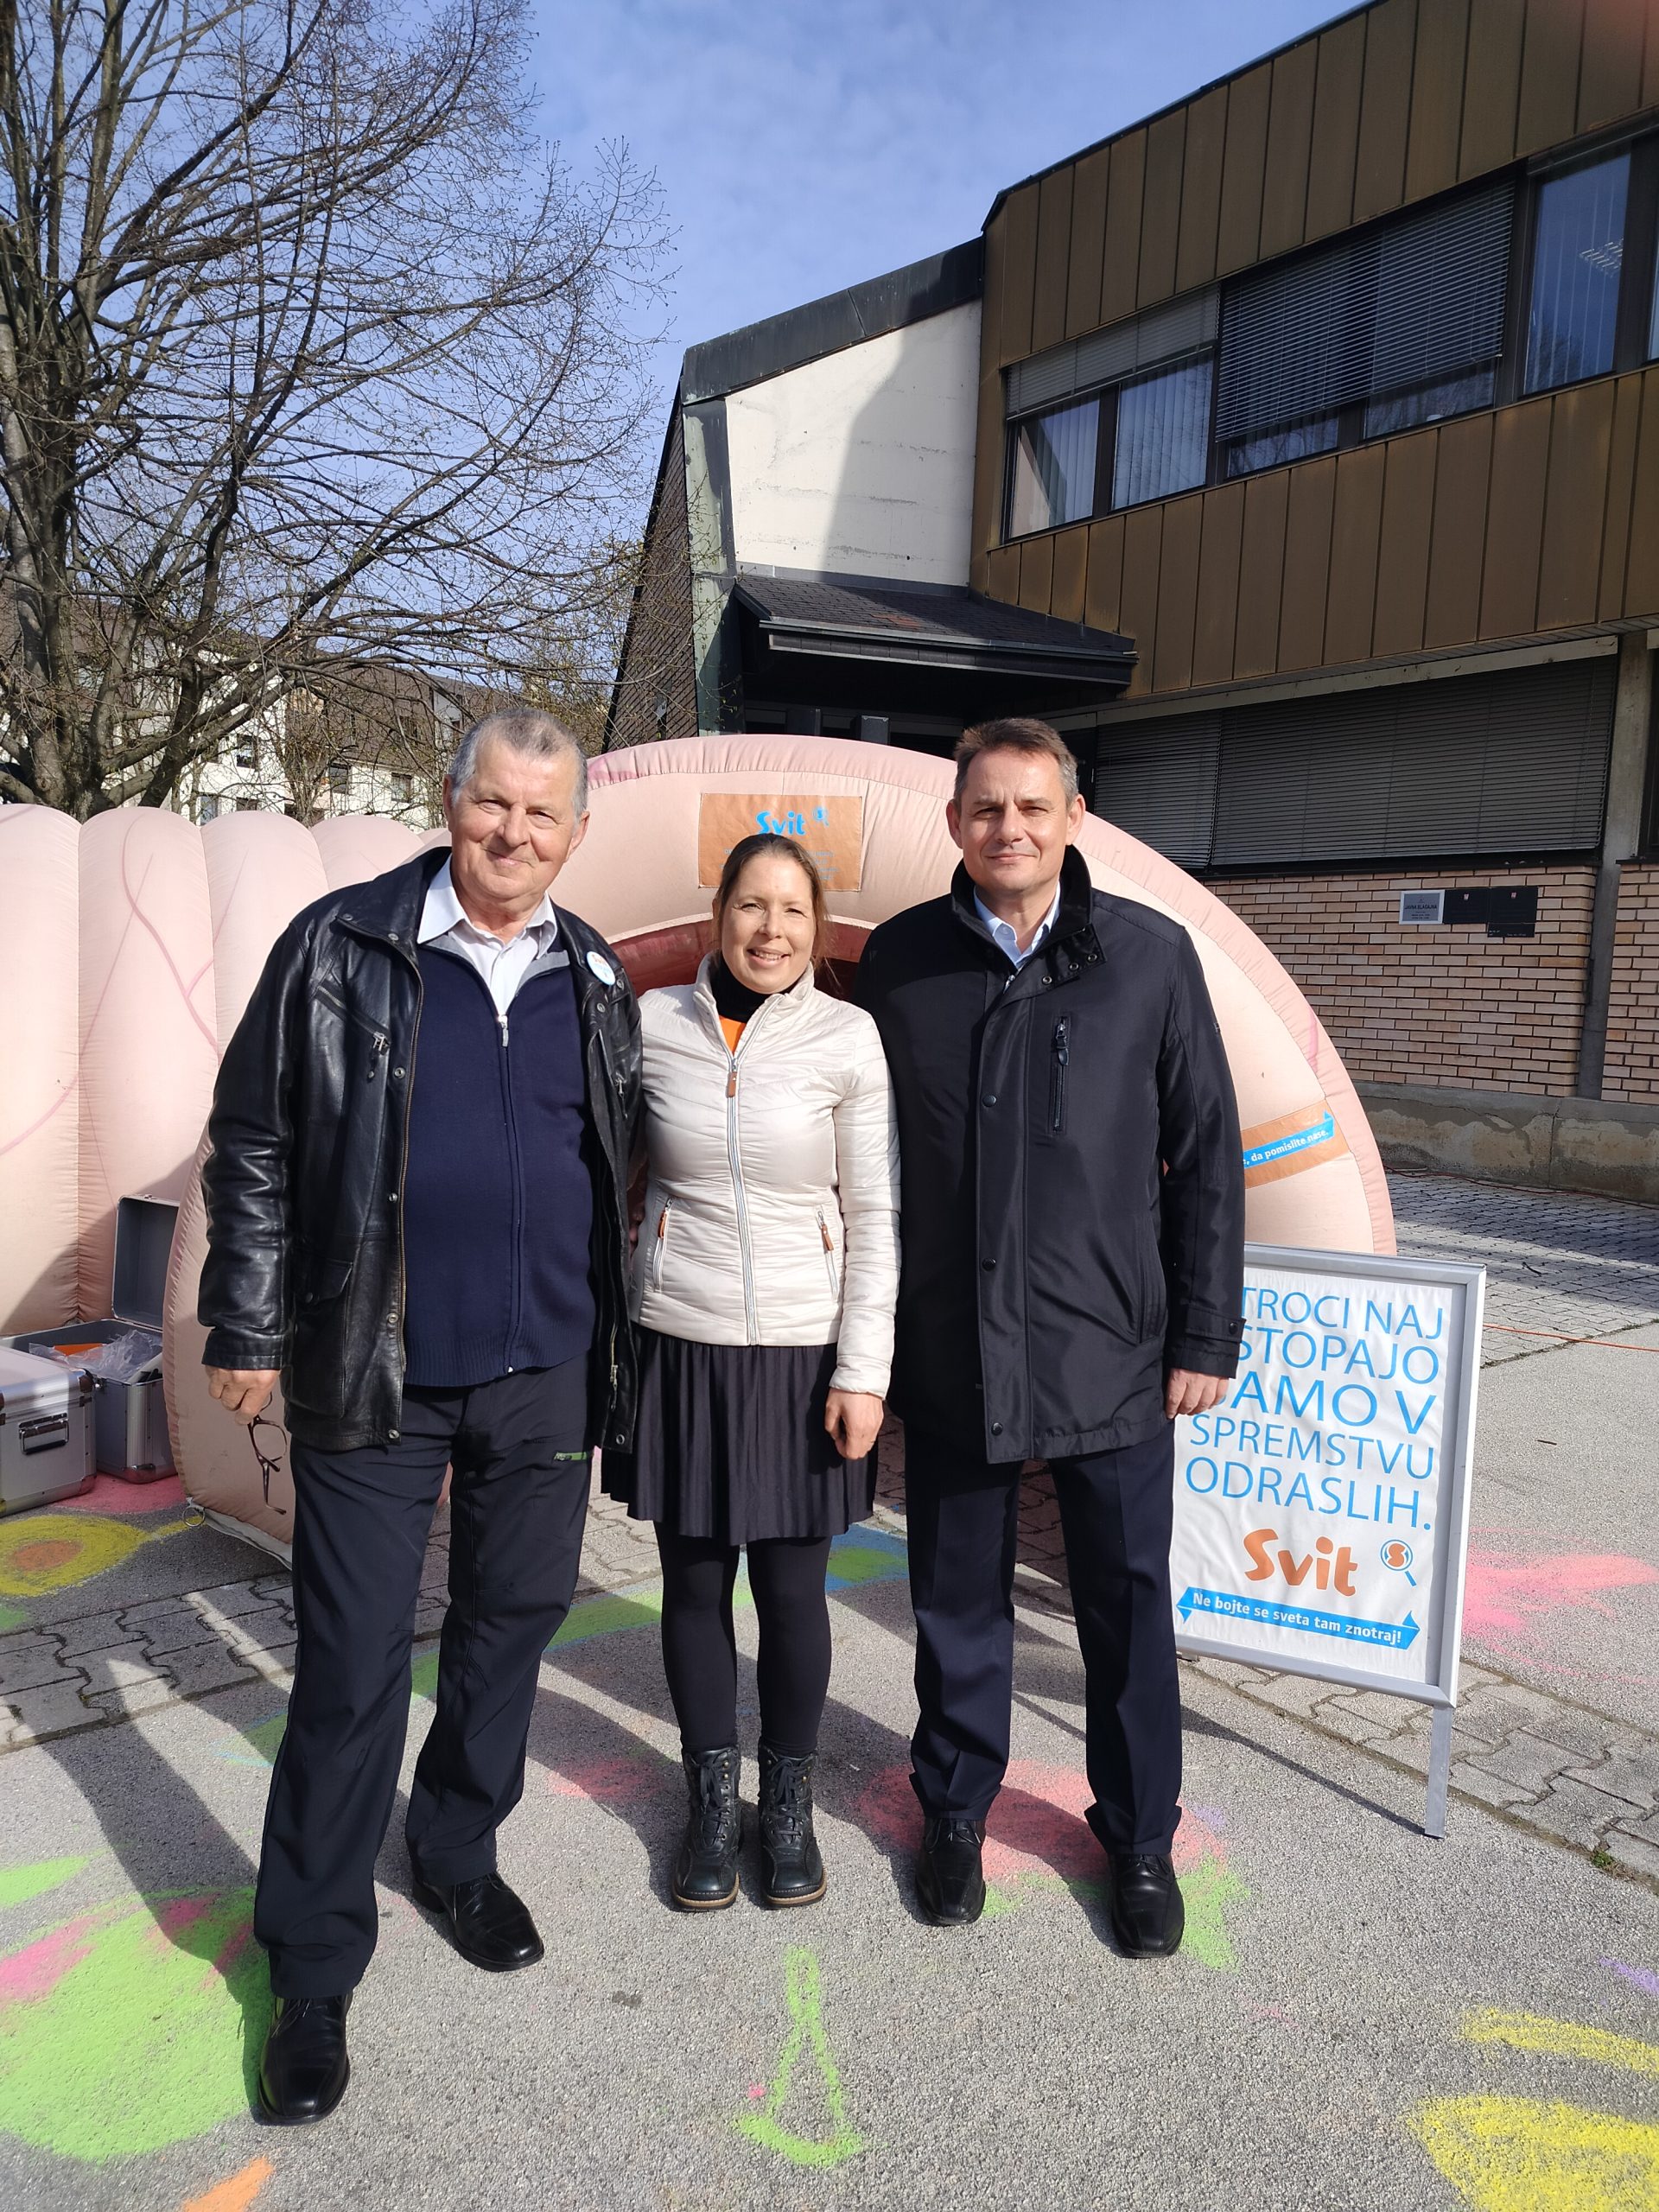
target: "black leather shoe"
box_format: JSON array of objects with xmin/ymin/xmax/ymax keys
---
[
  {"xmin": 1109, "ymin": 1853, "xmax": 1185, "ymax": 1957},
  {"xmin": 915, "ymin": 1816, "xmax": 986, "ymax": 1925},
  {"xmin": 257, "ymin": 1993, "xmax": 351, "ymax": 2125},
  {"xmin": 673, "ymin": 1746, "xmax": 741, "ymax": 1910},
  {"xmin": 758, "ymin": 1744, "xmax": 826, "ymax": 1907},
  {"xmin": 411, "ymin": 1871, "xmax": 544, "ymax": 1971}
]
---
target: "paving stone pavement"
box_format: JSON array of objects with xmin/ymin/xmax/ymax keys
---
[{"xmin": 4, "ymin": 1171, "xmax": 1656, "ymax": 1896}]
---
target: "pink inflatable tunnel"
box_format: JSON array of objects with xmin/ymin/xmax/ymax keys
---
[{"xmin": 3, "ymin": 736, "xmax": 1390, "ymax": 1560}]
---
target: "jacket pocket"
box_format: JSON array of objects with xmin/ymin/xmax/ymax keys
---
[
  {"xmin": 1049, "ymin": 1016, "xmax": 1071, "ymax": 1135},
  {"xmin": 651, "ymin": 1201, "xmax": 672, "ymax": 1293},
  {"xmin": 289, "ymin": 1250, "xmax": 355, "ymax": 1416},
  {"xmin": 816, "ymin": 1209, "xmax": 840, "ymax": 1299}
]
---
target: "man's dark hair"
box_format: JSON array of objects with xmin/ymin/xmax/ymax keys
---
[{"xmin": 953, "ymin": 717, "xmax": 1080, "ymax": 806}]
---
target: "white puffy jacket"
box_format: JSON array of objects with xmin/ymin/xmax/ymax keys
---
[{"xmin": 631, "ymin": 957, "xmax": 900, "ymax": 1396}]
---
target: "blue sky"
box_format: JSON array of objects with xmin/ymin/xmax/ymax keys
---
[{"xmin": 530, "ymin": 0, "xmax": 1342, "ymax": 388}]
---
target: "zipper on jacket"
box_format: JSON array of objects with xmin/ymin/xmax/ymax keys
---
[
  {"xmin": 652, "ymin": 1201, "xmax": 672, "ymax": 1291},
  {"xmin": 393, "ymin": 974, "xmax": 423, "ymax": 1408},
  {"xmin": 498, "ymin": 999, "xmax": 524, "ymax": 1358},
  {"xmin": 721, "ymin": 1009, "xmax": 771, "ymax": 1344},
  {"xmin": 1050, "ymin": 1014, "xmax": 1071, "ymax": 1134},
  {"xmin": 816, "ymin": 1208, "xmax": 840, "ymax": 1300}
]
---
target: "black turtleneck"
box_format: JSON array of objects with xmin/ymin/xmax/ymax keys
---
[{"xmin": 709, "ymin": 956, "xmax": 770, "ymax": 1026}]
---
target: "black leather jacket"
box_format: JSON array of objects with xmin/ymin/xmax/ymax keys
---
[{"xmin": 199, "ymin": 851, "xmax": 641, "ymax": 1452}]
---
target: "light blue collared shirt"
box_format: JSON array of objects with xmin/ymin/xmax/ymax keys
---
[{"xmin": 974, "ymin": 886, "xmax": 1061, "ymax": 970}]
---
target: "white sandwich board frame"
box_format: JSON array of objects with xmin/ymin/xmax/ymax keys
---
[{"xmin": 1171, "ymin": 1243, "xmax": 1485, "ymax": 1836}]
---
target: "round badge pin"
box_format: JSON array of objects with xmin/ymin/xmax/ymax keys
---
[{"xmin": 586, "ymin": 950, "xmax": 616, "ymax": 987}]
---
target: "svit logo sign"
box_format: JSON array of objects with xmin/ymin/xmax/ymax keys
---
[{"xmin": 1243, "ymin": 1528, "xmax": 1358, "ymax": 1596}]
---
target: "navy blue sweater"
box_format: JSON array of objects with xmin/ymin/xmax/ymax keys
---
[{"xmin": 401, "ymin": 944, "xmax": 596, "ymax": 1388}]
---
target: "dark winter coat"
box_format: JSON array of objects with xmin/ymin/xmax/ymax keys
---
[
  {"xmin": 199, "ymin": 850, "xmax": 640, "ymax": 1452},
  {"xmin": 856, "ymin": 848, "xmax": 1244, "ymax": 1464}
]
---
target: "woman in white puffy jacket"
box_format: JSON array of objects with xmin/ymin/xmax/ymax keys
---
[{"xmin": 603, "ymin": 831, "xmax": 899, "ymax": 1914}]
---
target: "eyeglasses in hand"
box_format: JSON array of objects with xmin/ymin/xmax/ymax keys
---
[{"xmin": 248, "ymin": 1416, "xmax": 289, "ymax": 1516}]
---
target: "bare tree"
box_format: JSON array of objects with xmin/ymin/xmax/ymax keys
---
[{"xmin": 0, "ymin": 0, "xmax": 665, "ymax": 816}]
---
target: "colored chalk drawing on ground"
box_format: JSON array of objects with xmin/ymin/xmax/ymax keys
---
[
  {"xmin": 851, "ymin": 1761, "xmax": 1248, "ymax": 1967},
  {"xmin": 59, "ymin": 1474, "xmax": 188, "ymax": 1516},
  {"xmin": 0, "ymin": 1887, "xmax": 268, "ymax": 2160},
  {"xmin": 1407, "ymin": 2000, "xmax": 1659, "ymax": 2210},
  {"xmin": 0, "ymin": 1859, "xmax": 86, "ymax": 1913},
  {"xmin": 734, "ymin": 1948, "xmax": 866, "ymax": 2171},
  {"xmin": 0, "ymin": 1605, "xmax": 26, "ymax": 1632},
  {"xmin": 181, "ymin": 2159, "xmax": 274, "ymax": 2212},
  {"xmin": 1463, "ymin": 1542, "xmax": 1659, "ymax": 1650},
  {"xmin": 0, "ymin": 1510, "xmax": 197, "ymax": 1599}
]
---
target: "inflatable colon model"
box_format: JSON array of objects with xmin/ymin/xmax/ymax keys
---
[{"xmin": 0, "ymin": 737, "xmax": 1392, "ymax": 1558}]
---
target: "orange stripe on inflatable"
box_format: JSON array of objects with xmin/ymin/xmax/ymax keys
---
[{"xmin": 1241, "ymin": 1102, "xmax": 1351, "ymax": 1189}]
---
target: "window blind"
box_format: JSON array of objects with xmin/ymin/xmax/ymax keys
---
[
  {"xmin": 1090, "ymin": 658, "xmax": 1613, "ymax": 869},
  {"xmin": 1007, "ymin": 289, "xmax": 1219, "ymax": 417},
  {"xmin": 1216, "ymin": 181, "xmax": 1514, "ymax": 442}
]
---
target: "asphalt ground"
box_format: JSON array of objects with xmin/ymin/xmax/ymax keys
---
[{"xmin": 3, "ymin": 1533, "xmax": 1659, "ymax": 2212}]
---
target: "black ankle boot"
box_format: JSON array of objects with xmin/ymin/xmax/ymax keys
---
[
  {"xmin": 758, "ymin": 1744, "xmax": 826, "ymax": 1908},
  {"xmin": 673, "ymin": 1745, "xmax": 741, "ymax": 1910}
]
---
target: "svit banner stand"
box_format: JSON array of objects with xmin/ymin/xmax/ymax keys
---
[{"xmin": 1171, "ymin": 1243, "xmax": 1484, "ymax": 1840}]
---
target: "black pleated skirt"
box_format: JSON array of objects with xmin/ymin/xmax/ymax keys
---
[{"xmin": 601, "ymin": 1328, "xmax": 876, "ymax": 1545}]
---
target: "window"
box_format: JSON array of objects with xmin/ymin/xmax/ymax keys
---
[
  {"xmin": 327, "ymin": 760, "xmax": 352, "ymax": 798},
  {"xmin": 1217, "ymin": 179, "xmax": 1513, "ymax": 477},
  {"xmin": 234, "ymin": 739, "xmax": 257, "ymax": 769},
  {"xmin": 198, "ymin": 794, "xmax": 220, "ymax": 823},
  {"xmin": 1524, "ymin": 153, "xmax": 1629, "ymax": 392},
  {"xmin": 1112, "ymin": 359, "xmax": 1212, "ymax": 507},
  {"xmin": 1006, "ymin": 399, "xmax": 1097, "ymax": 537},
  {"xmin": 234, "ymin": 797, "xmax": 259, "ymax": 812},
  {"xmin": 390, "ymin": 772, "xmax": 414, "ymax": 806}
]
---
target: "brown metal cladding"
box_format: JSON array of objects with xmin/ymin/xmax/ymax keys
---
[
  {"xmin": 1118, "ymin": 507, "xmax": 1166, "ymax": 696},
  {"xmin": 1478, "ymin": 397, "xmax": 1552, "ymax": 637},
  {"xmin": 986, "ymin": 543, "xmax": 1020, "ymax": 605},
  {"xmin": 1151, "ymin": 494, "xmax": 1204, "ymax": 690},
  {"xmin": 1597, "ymin": 372, "xmax": 1644, "ymax": 618},
  {"xmin": 1306, "ymin": 15, "xmax": 1368, "ymax": 240},
  {"xmin": 1175, "ymin": 86, "xmax": 1230, "ymax": 292},
  {"xmin": 1536, "ymin": 379, "xmax": 1616, "ymax": 628},
  {"xmin": 1423, "ymin": 412, "xmax": 1494, "ymax": 647},
  {"xmin": 999, "ymin": 184, "xmax": 1039, "ymax": 364},
  {"xmin": 1139, "ymin": 110, "xmax": 1188, "ymax": 308},
  {"xmin": 1371, "ymin": 430, "xmax": 1439, "ymax": 656},
  {"xmin": 1405, "ymin": 0, "xmax": 1470, "ymax": 203},
  {"xmin": 1258, "ymin": 39, "xmax": 1319, "ymax": 262},
  {"xmin": 1459, "ymin": 0, "xmax": 1526, "ymax": 178},
  {"xmin": 1216, "ymin": 63, "xmax": 1273, "ymax": 276},
  {"xmin": 1324, "ymin": 445, "xmax": 1388, "ymax": 664},
  {"xmin": 1352, "ymin": 0, "xmax": 1418, "ymax": 225},
  {"xmin": 1516, "ymin": 0, "xmax": 1586, "ymax": 158},
  {"xmin": 1018, "ymin": 533, "xmax": 1055, "ymax": 614},
  {"xmin": 1622, "ymin": 368, "xmax": 1659, "ymax": 616},
  {"xmin": 1276, "ymin": 455, "xmax": 1338, "ymax": 670},
  {"xmin": 970, "ymin": 368, "xmax": 1002, "ymax": 588},
  {"xmin": 1065, "ymin": 148, "xmax": 1110, "ymax": 337},
  {"xmin": 1032, "ymin": 169, "xmax": 1074, "ymax": 356},
  {"xmin": 1644, "ymin": 0, "xmax": 1659, "ymax": 105},
  {"xmin": 1233, "ymin": 473, "xmax": 1291, "ymax": 676},
  {"xmin": 1084, "ymin": 516, "xmax": 1127, "ymax": 632},
  {"xmin": 1051, "ymin": 525, "xmax": 1089, "ymax": 622},
  {"xmin": 1192, "ymin": 482, "xmax": 1246, "ymax": 686},
  {"xmin": 1100, "ymin": 131, "xmax": 1147, "ymax": 326},
  {"xmin": 1575, "ymin": 0, "xmax": 1647, "ymax": 130}
]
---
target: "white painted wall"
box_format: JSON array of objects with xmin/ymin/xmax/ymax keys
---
[{"xmin": 722, "ymin": 301, "xmax": 981, "ymax": 587}]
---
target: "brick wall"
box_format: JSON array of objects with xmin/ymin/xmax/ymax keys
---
[
  {"xmin": 1604, "ymin": 862, "xmax": 1659, "ymax": 1103},
  {"xmin": 608, "ymin": 414, "xmax": 698, "ymax": 749},
  {"xmin": 1213, "ymin": 867, "xmax": 1596, "ymax": 1097}
]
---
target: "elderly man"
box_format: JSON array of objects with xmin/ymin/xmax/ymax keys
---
[
  {"xmin": 200, "ymin": 709, "xmax": 639, "ymax": 2123},
  {"xmin": 858, "ymin": 718, "xmax": 1244, "ymax": 1955}
]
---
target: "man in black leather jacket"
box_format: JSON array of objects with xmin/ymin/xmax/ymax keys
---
[
  {"xmin": 200, "ymin": 709, "xmax": 639, "ymax": 2123},
  {"xmin": 859, "ymin": 719, "xmax": 1244, "ymax": 1958}
]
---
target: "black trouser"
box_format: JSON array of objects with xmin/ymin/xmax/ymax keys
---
[
  {"xmin": 655, "ymin": 1529, "xmax": 834, "ymax": 1758},
  {"xmin": 255, "ymin": 1361, "xmax": 589, "ymax": 1998},
  {"xmin": 904, "ymin": 1423, "xmax": 1181, "ymax": 1856}
]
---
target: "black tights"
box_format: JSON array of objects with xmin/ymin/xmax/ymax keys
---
[{"xmin": 656, "ymin": 1528, "xmax": 833, "ymax": 1758}]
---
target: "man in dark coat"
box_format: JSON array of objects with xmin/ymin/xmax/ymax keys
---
[
  {"xmin": 858, "ymin": 717, "xmax": 1244, "ymax": 1954},
  {"xmin": 200, "ymin": 709, "xmax": 639, "ymax": 2120}
]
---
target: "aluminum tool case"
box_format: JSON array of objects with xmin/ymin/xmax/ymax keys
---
[
  {"xmin": 3, "ymin": 1195, "xmax": 177, "ymax": 1483},
  {"xmin": 0, "ymin": 1347, "xmax": 96, "ymax": 1514}
]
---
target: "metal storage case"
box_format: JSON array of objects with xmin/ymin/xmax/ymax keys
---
[
  {"xmin": 3, "ymin": 1195, "xmax": 177, "ymax": 1483},
  {"xmin": 0, "ymin": 1347, "xmax": 96, "ymax": 1514}
]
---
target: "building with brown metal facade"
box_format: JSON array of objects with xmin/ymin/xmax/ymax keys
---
[{"xmin": 613, "ymin": 0, "xmax": 1659, "ymax": 1183}]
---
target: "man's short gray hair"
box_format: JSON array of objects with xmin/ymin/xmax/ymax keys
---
[{"xmin": 447, "ymin": 708, "xmax": 589, "ymax": 815}]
